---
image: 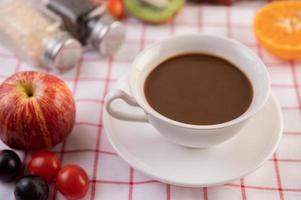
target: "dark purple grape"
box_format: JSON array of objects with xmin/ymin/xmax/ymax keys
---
[
  {"xmin": 0, "ymin": 150, "xmax": 22, "ymax": 182},
  {"xmin": 14, "ymin": 175, "xmax": 49, "ymax": 200}
]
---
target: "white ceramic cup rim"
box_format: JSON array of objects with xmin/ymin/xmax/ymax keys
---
[{"xmin": 128, "ymin": 34, "xmax": 271, "ymax": 130}]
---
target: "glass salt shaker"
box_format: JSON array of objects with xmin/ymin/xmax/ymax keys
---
[
  {"xmin": 0, "ymin": 0, "xmax": 83, "ymax": 71},
  {"xmin": 47, "ymin": 0, "xmax": 126, "ymax": 56}
]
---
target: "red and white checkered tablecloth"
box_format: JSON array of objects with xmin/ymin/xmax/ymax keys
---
[{"xmin": 1, "ymin": 2, "xmax": 301, "ymax": 200}]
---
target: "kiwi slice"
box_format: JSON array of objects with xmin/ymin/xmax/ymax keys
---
[{"xmin": 125, "ymin": 0, "xmax": 185, "ymax": 23}]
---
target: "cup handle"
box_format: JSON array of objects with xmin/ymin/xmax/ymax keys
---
[{"xmin": 104, "ymin": 89, "xmax": 148, "ymax": 122}]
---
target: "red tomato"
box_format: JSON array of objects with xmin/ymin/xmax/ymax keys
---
[
  {"xmin": 107, "ymin": 0, "xmax": 124, "ymax": 19},
  {"xmin": 56, "ymin": 165, "xmax": 89, "ymax": 199},
  {"xmin": 27, "ymin": 150, "xmax": 61, "ymax": 182}
]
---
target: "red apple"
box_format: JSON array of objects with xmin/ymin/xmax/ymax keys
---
[{"xmin": 0, "ymin": 71, "xmax": 75, "ymax": 150}]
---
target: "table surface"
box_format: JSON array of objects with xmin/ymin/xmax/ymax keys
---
[{"xmin": 1, "ymin": 2, "xmax": 301, "ymax": 200}]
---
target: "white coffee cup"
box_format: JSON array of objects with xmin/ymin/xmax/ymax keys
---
[{"xmin": 104, "ymin": 34, "xmax": 270, "ymax": 148}]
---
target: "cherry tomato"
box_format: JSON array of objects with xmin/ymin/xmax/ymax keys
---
[
  {"xmin": 107, "ymin": 0, "xmax": 124, "ymax": 19},
  {"xmin": 56, "ymin": 165, "xmax": 89, "ymax": 199},
  {"xmin": 27, "ymin": 151, "xmax": 61, "ymax": 182}
]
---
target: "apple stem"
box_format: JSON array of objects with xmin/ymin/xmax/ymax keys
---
[{"xmin": 23, "ymin": 84, "xmax": 34, "ymax": 98}]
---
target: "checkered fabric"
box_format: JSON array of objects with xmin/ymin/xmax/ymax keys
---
[
  {"xmin": 0, "ymin": 2, "xmax": 301, "ymax": 200},
  {"xmin": 199, "ymin": 0, "xmax": 275, "ymax": 5}
]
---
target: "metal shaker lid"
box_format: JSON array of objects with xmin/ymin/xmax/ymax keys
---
[
  {"xmin": 44, "ymin": 32, "xmax": 83, "ymax": 71},
  {"xmin": 89, "ymin": 15, "xmax": 126, "ymax": 55}
]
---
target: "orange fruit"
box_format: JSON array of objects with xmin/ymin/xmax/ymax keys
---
[{"xmin": 254, "ymin": 1, "xmax": 301, "ymax": 60}]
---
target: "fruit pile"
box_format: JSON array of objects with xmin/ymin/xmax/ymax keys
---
[
  {"xmin": 106, "ymin": 0, "xmax": 185, "ymax": 23},
  {"xmin": 0, "ymin": 149, "xmax": 89, "ymax": 200},
  {"xmin": 0, "ymin": 71, "xmax": 85, "ymax": 199}
]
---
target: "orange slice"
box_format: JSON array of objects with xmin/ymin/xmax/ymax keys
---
[{"xmin": 254, "ymin": 1, "xmax": 301, "ymax": 60}]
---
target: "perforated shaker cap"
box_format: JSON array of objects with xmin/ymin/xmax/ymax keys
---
[
  {"xmin": 44, "ymin": 32, "xmax": 83, "ymax": 71},
  {"xmin": 89, "ymin": 15, "xmax": 126, "ymax": 55}
]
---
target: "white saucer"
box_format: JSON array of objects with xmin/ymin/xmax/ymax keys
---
[{"xmin": 103, "ymin": 76, "xmax": 283, "ymax": 187}]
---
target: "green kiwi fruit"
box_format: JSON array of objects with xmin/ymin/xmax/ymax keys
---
[{"xmin": 125, "ymin": 0, "xmax": 185, "ymax": 24}]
